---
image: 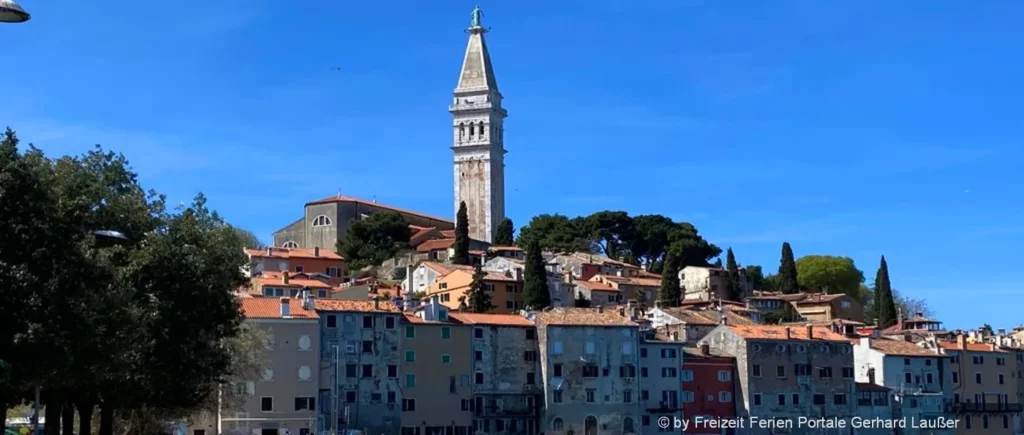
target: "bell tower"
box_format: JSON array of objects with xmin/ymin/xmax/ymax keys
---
[{"xmin": 450, "ymin": 6, "xmax": 506, "ymax": 244}]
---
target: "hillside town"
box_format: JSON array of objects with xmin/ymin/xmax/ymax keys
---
[{"xmin": 2, "ymin": 5, "xmax": 1021, "ymax": 435}]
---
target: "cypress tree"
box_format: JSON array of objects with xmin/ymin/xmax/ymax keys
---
[
  {"xmin": 494, "ymin": 218, "xmax": 514, "ymax": 246},
  {"xmin": 778, "ymin": 242, "xmax": 799, "ymax": 294},
  {"xmin": 522, "ymin": 238, "xmax": 550, "ymax": 309},
  {"xmin": 725, "ymin": 247, "xmax": 741, "ymax": 301},
  {"xmin": 658, "ymin": 251, "xmax": 682, "ymax": 307},
  {"xmin": 874, "ymin": 256, "xmax": 898, "ymax": 328},
  {"xmin": 460, "ymin": 264, "xmax": 494, "ymax": 313},
  {"xmin": 453, "ymin": 201, "xmax": 470, "ymax": 265}
]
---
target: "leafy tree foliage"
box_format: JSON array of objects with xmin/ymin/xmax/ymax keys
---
[
  {"xmin": 777, "ymin": 242, "xmax": 799, "ymax": 294},
  {"xmin": 795, "ymin": 255, "xmax": 865, "ymax": 298},
  {"xmin": 744, "ymin": 265, "xmax": 765, "ymax": 290},
  {"xmin": 522, "ymin": 239, "xmax": 550, "ymax": 309},
  {"xmin": 873, "ymin": 256, "xmax": 898, "ymax": 328},
  {"xmin": 657, "ymin": 251, "xmax": 682, "ymax": 307},
  {"xmin": 337, "ymin": 211, "xmax": 411, "ymax": 270},
  {"xmin": 459, "ymin": 265, "xmax": 494, "ymax": 313},
  {"xmin": 894, "ymin": 289, "xmax": 931, "ymax": 318},
  {"xmin": 516, "ymin": 214, "xmax": 591, "ymax": 253},
  {"xmin": 453, "ymin": 202, "xmax": 471, "ymax": 265},
  {"xmin": 232, "ymin": 227, "xmax": 267, "ymax": 249},
  {"xmin": 583, "ymin": 211, "xmax": 634, "ymax": 259},
  {"xmin": 628, "ymin": 214, "xmax": 677, "ymax": 272},
  {"xmin": 494, "ymin": 217, "xmax": 515, "ymax": 246}
]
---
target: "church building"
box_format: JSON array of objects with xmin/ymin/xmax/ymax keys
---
[{"xmin": 273, "ymin": 10, "xmax": 508, "ymax": 249}]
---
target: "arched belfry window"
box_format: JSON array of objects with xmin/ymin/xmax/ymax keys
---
[
  {"xmin": 311, "ymin": 215, "xmax": 332, "ymax": 227},
  {"xmin": 459, "ymin": 123, "xmax": 466, "ymax": 138},
  {"xmin": 281, "ymin": 241, "xmax": 299, "ymax": 248},
  {"xmin": 478, "ymin": 122, "xmax": 485, "ymax": 136}
]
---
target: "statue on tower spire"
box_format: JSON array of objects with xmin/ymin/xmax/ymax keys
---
[{"xmin": 470, "ymin": 5, "xmax": 483, "ymax": 27}]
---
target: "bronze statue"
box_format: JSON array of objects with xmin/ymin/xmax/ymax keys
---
[{"xmin": 471, "ymin": 5, "xmax": 483, "ymax": 27}]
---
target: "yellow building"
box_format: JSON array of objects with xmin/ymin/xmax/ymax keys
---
[
  {"xmin": 425, "ymin": 268, "xmax": 524, "ymax": 313},
  {"xmin": 941, "ymin": 335, "xmax": 1022, "ymax": 434}
]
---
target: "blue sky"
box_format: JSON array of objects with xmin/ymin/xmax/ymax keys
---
[{"xmin": 3, "ymin": 1, "xmax": 1022, "ymax": 329}]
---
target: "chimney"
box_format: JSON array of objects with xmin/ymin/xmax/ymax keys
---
[
  {"xmin": 860, "ymin": 336, "xmax": 871, "ymax": 349},
  {"xmin": 990, "ymin": 343, "xmax": 997, "ymax": 351},
  {"xmin": 280, "ymin": 298, "xmax": 291, "ymax": 317},
  {"xmin": 956, "ymin": 334, "xmax": 967, "ymax": 350},
  {"xmin": 785, "ymin": 327, "xmax": 792, "ymax": 340},
  {"xmin": 302, "ymin": 291, "xmax": 313, "ymax": 310},
  {"xmin": 597, "ymin": 305, "xmax": 604, "ymax": 313},
  {"xmin": 654, "ymin": 301, "xmax": 662, "ymax": 309},
  {"xmin": 806, "ymin": 324, "xmax": 813, "ymax": 340},
  {"xmin": 314, "ymin": 246, "xmax": 320, "ymax": 257},
  {"xmin": 282, "ymin": 271, "xmax": 290, "ymax": 285},
  {"xmin": 406, "ymin": 264, "xmax": 415, "ymax": 293},
  {"xmin": 373, "ymin": 298, "xmax": 380, "ymax": 310},
  {"xmin": 563, "ymin": 271, "xmax": 572, "ymax": 284},
  {"xmin": 515, "ymin": 268, "xmax": 523, "ymax": 282},
  {"xmin": 266, "ymin": 247, "xmax": 273, "ymax": 256},
  {"xmin": 897, "ymin": 308, "xmax": 904, "ymax": 330},
  {"xmin": 998, "ymin": 328, "xmax": 1006, "ymax": 336},
  {"xmin": 700, "ymin": 343, "xmax": 710, "ymax": 356},
  {"xmin": 720, "ymin": 315, "xmax": 728, "ymax": 326}
]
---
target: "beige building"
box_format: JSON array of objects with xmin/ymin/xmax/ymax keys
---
[
  {"xmin": 192, "ymin": 296, "xmax": 321, "ymax": 435},
  {"xmin": 425, "ymin": 267, "xmax": 524, "ymax": 314},
  {"xmin": 400, "ymin": 296, "xmax": 474, "ymax": 435},
  {"xmin": 680, "ymin": 266, "xmax": 753, "ymax": 302},
  {"xmin": 940, "ymin": 335, "xmax": 1021, "ymax": 434}
]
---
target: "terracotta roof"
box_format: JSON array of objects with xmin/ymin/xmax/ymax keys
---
[
  {"xmin": 905, "ymin": 315, "xmax": 941, "ymax": 323},
  {"xmin": 489, "ymin": 246, "xmax": 522, "ymax": 252},
  {"xmin": 448, "ymin": 312, "xmax": 534, "ymax": 326},
  {"xmin": 795, "ymin": 293, "xmax": 847, "ymax": 305},
  {"xmin": 568, "ymin": 252, "xmax": 641, "ymax": 269},
  {"xmin": 937, "ymin": 342, "xmax": 1008, "ymax": 353},
  {"xmin": 305, "ymin": 194, "xmax": 453, "ymax": 224},
  {"xmin": 440, "ymin": 230, "xmax": 456, "ymax": 238},
  {"xmin": 573, "ymin": 280, "xmax": 619, "ymax": 292},
  {"xmin": 682, "ymin": 346, "xmax": 734, "ymax": 359},
  {"xmin": 594, "ymin": 274, "xmax": 661, "ymax": 288},
  {"xmin": 470, "ymin": 250, "xmax": 487, "ymax": 255},
  {"xmin": 241, "ymin": 297, "xmax": 319, "ymax": 319},
  {"xmin": 246, "ymin": 247, "xmax": 344, "ymax": 260},
  {"xmin": 417, "ymin": 238, "xmax": 456, "ymax": 252},
  {"xmin": 856, "ymin": 338, "xmax": 945, "ymax": 357},
  {"xmin": 657, "ymin": 308, "xmax": 719, "ymax": 326},
  {"xmin": 636, "ymin": 269, "xmax": 662, "ymax": 279},
  {"xmin": 410, "ymin": 226, "xmax": 437, "ymax": 241},
  {"xmin": 856, "ymin": 382, "xmax": 890, "ymax": 392},
  {"xmin": 681, "ymin": 299, "xmax": 748, "ymax": 307},
  {"xmin": 403, "ymin": 312, "xmax": 462, "ymax": 325},
  {"xmin": 483, "ymin": 271, "xmax": 519, "ymax": 282},
  {"xmin": 728, "ymin": 325, "xmax": 848, "ymax": 342},
  {"xmin": 314, "ymin": 299, "xmax": 401, "ymax": 313},
  {"xmin": 533, "ymin": 307, "xmax": 638, "ymax": 327},
  {"xmin": 420, "ymin": 261, "xmax": 475, "ymax": 275},
  {"xmin": 253, "ymin": 272, "xmax": 339, "ymax": 289}
]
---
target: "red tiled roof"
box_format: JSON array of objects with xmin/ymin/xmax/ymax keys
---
[
  {"xmin": 305, "ymin": 194, "xmax": 452, "ymax": 224},
  {"xmin": 490, "ymin": 246, "xmax": 522, "ymax": 252},
  {"xmin": 573, "ymin": 280, "xmax": 619, "ymax": 292},
  {"xmin": 594, "ymin": 274, "xmax": 661, "ymax": 288},
  {"xmin": 417, "ymin": 238, "xmax": 456, "ymax": 252},
  {"xmin": 253, "ymin": 272, "xmax": 340, "ymax": 289},
  {"xmin": 246, "ymin": 247, "xmax": 344, "ymax": 260},
  {"xmin": 448, "ymin": 312, "xmax": 533, "ymax": 326},
  {"xmin": 795, "ymin": 293, "xmax": 847, "ymax": 305},
  {"xmin": 937, "ymin": 341, "xmax": 1008, "ymax": 353},
  {"xmin": 314, "ymin": 299, "xmax": 401, "ymax": 313},
  {"xmin": 657, "ymin": 308, "xmax": 719, "ymax": 326},
  {"xmin": 241, "ymin": 297, "xmax": 319, "ymax": 319},
  {"xmin": 855, "ymin": 337, "xmax": 945, "ymax": 357},
  {"xmin": 533, "ymin": 307, "xmax": 638, "ymax": 327},
  {"xmin": 440, "ymin": 230, "xmax": 456, "ymax": 238},
  {"xmin": 728, "ymin": 325, "xmax": 848, "ymax": 342},
  {"xmin": 421, "ymin": 261, "xmax": 476, "ymax": 275}
]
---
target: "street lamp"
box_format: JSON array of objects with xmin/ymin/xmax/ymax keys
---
[{"xmin": 0, "ymin": 0, "xmax": 30, "ymax": 23}]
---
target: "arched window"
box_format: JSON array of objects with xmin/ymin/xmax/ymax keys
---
[
  {"xmin": 584, "ymin": 416, "xmax": 597, "ymax": 435},
  {"xmin": 623, "ymin": 417, "xmax": 635, "ymax": 434},
  {"xmin": 311, "ymin": 215, "xmax": 332, "ymax": 227},
  {"xmin": 281, "ymin": 241, "xmax": 299, "ymax": 249},
  {"xmin": 478, "ymin": 122, "xmax": 485, "ymax": 136},
  {"xmin": 552, "ymin": 418, "xmax": 564, "ymax": 431},
  {"xmin": 459, "ymin": 123, "xmax": 466, "ymax": 138}
]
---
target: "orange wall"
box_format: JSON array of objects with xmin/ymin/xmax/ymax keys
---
[{"xmin": 426, "ymin": 270, "xmax": 524, "ymax": 313}]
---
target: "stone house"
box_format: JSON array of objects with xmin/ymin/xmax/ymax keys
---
[
  {"xmin": 447, "ymin": 312, "xmax": 541, "ymax": 435},
  {"xmin": 638, "ymin": 328, "xmax": 684, "ymax": 435},
  {"xmin": 273, "ymin": 194, "xmax": 454, "ymax": 250},
  {"xmin": 529, "ymin": 307, "xmax": 643, "ymax": 435},
  {"xmin": 704, "ymin": 323, "xmax": 857, "ymax": 435},
  {"xmin": 571, "ymin": 279, "xmax": 623, "ymax": 307},
  {"xmin": 792, "ymin": 293, "xmax": 864, "ymax": 323},
  {"xmin": 546, "ymin": 253, "xmax": 641, "ymax": 282},
  {"xmin": 484, "ymin": 257, "xmax": 571, "ymax": 307},
  {"xmin": 315, "ymin": 299, "xmax": 404, "ymax": 435},
  {"xmin": 587, "ymin": 274, "xmax": 661, "ymax": 307},
  {"xmin": 679, "ymin": 266, "xmax": 752, "ymax": 302},
  {"xmin": 647, "ymin": 306, "xmax": 754, "ymax": 345},
  {"xmin": 244, "ymin": 247, "xmax": 346, "ymax": 278},
  {"xmin": 400, "ymin": 297, "xmax": 474, "ymax": 435},
  {"xmin": 853, "ymin": 335, "xmax": 953, "ymax": 435},
  {"xmin": 854, "ymin": 383, "xmax": 893, "ymax": 435},
  {"xmin": 403, "ymin": 262, "xmax": 476, "ymax": 295},
  {"xmin": 938, "ymin": 335, "xmax": 1021, "ymax": 434}
]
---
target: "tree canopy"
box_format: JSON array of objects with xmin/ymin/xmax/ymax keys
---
[
  {"xmin": 337, "ymin": 211, "xmax": 411, "ymax": 270},
  {"xmin": 873, "ymin": 256, "xmax": 898, "ymax": 328},
  {"xmin": 777, "ymin": 242, "xmax": 799, "ymax": 294},
  {"xmin": 744, "ymin": 265, "xmax": 765, "ymax": 290},
  {"xmin": 522, "ymin": 239, "xmax": 550, "ymax": 309},
  {"xmin": 795, "ymin": 255, "xmax": 865, "ymax": 298},
  {"xmin": 232, "ymin": 227, "xmax": 267, "ymax": 249},
  {"xmin": 494, "ymin": 217, "xmax": 514, "ymax": 246},
  {"xmin": 657, "ymin": 250, "xmax": 682, "ymax": 307},
  {"xmin": 453, "ymin": 202, "xmax": 471, "ymax": 265}
]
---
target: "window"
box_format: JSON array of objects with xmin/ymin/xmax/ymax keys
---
[
  {"xmin": 904, "ymin": 358, "xmax": 910, "ymax": 366},
  {"xmin": 953, "ymin": 372, "xmax": 959, "ymax": 383},
  {"xmin": 385, "ymin": 317, "xmax": 396, "ymax": 329},
  {"xmin": 661, "ymin": 348, "xmax": 677, "ymax": 358},
  {"xmin": 842, "ymin": 367, "xmax": 854, "ymax": 378},
  {"xmin": 475, "ymin": 372, "xmax": 485, "ymax": 384},
  {"xmin": 524, "ymin": 351, "xmax": 538, "ymax": 361},
  {"xmin": 753, "ymin": 394, "xmax": 762, "ymax": 405},
  {"xmin": 361, "ymin": 364, "xmax": 372, "ymax": 378},
  {"xmin": 474, "ymin": 327, "xmax": 484, "ymax": 338},
  {"xmin": 441, "ymin": 327, "xmax": 451, "ymax": 339},
  {"xmin": 527, "ymin": 372, "xmax": 536, "ymax": 384},
  {"xmin": 586, "ymin": 389, "xmax": 596, "ymax": 403},
  {"xmin": 294, "ymin": 397, "xmax": 316, "ymax": 411},
  {"xmin": 813, "ymin": 394, "xmax": 825, "ymax": 405},
  {"xmin": 195, "ymin": 430, "xmax": 206, "ymax": 435},
  {"xmin": 718, "ymin": 370, "xmax": 731, "ymax": 381},
  {"xmin": 294, "ymin": 265, "xmax": 304, "ymax": 273},
  {"xmin": 999, "ymin": 373, "xmax": 1005, "ymax": 385},
  {"xmin": 905, "ymin": 373, "xmax": 912, "ymax": 383},
  {"xmin": 1003, "ymin": 415, "xmax": 1009, "ymax": 429},
  {"xmin": 622, "ymin": 342, "xmax": 633, "ymax": 355},
  {"xmin": 402, "ymin": 398, "xmax": 416, "ymax": 412},
  {"xmin": 641, "ymin": 390, "xmax": 649, "ymax": 400},
  {"xmin": 682, "ymin": 370, "xmax": 694, "ymax": 381},
  {"xmin": 974, "ymin": 355, "xmax": 984, "ymax": 364},
  {"xmin": 405, "ymin": 373, "xmax": 416, "ymax": 388},
  {"xmin": 326, "ymin": 267, "xmax": 341, "ymax": 277},
  {"xmin": 752, "ymin": 364, "xmax": 761, "ymax": 377},
  {"xmin": 405, "ymin": 325, "xmax": 415, "ymax": 338},
  {"xmin": 682, "ymin": 391, "xmax": 694, "ymax": 403},
  {"xmin": 641, "ymin": 367, "xmax": 648, "ymax": 377},
  {"xmin": 312, "ymin": 215, "xmax": 332, "ymax": 227},
  {"xmin": 926, "ymin": 373, "xmax": 934, "ymax": 384},
  {"xmin": 662, "ymin": 367, "xmax": 677, "ymax": 377},
  {"xmin": 388, "ymin": 391, "xmax": 396, "ymax": 404},
  {"xmin": 777, "ymin": 394, "xmax": 786, "ymax": 405},
  {"xmin": 552, "ymin": 418, "xmax": 564, "ymax": 431},
  {"xmin": 387, "ymin": 365, "xmax": 397, "ymax": 378},
  {"xmin": 794, "ymin": 364, "xmax": 811, "ymax": 376},
  {"xmin": 345, "ymin": 391, "xmax": 356, "ymax": 403},
  {"xmin": 442, "ymin": 354, "xmax": 451, "ymax": 364},
  {"xmin": 260, "ymin": 397, "xmax": 273, "ymax": 411},
  {"xmin": 965, "ymin": 416, "xmax": 972, "ymax": 429},
  {"xmin": 526, "ymin": 329, "xmax": 536, "ymax": 340},
  {"xmin": 976, "ymin": 373, "xmax": 982, "ymax": 384},
  {"xmin": 317, "ymin": 290, "xmax": 328, "ymax": 298},
  {"xmin": 819, "ymin": 367, "xmax": 833, "ymax": 378},
  {"xmin": 582, "ymin": 365, "xmax": 599, "ymax": 377},
  {"xmin": 926, "ymin": 359, "xmax": 933, "ymax": 366},
  {"xmin": 474, "ymin": 350, "xmax": 482, "ymax": 361},
  {"xmin": 362, "ymin": 316, "xmax": 373, "ymax": 328},
  {"xmin": 792, "ymin": 393, "xmax": 800, "ymax": 405},
  {"xmin": 623, "ymin": 390, "xmax": 633, "ymax": 403},
  {"xmin": 553, "ymin": 364, "xmax": 563, "ymax": 377},
  {"xmin": 263, "ymin": 368, "xmax": 274, "ymax": 381},
  {"xmin": 553, "ymin": 390, "xmax": 563, "ymax": 403},
  {"xmin": 552, "ymin": 341, "xmax": 564, "ymax": 354},
  {"xmin": 585, "ymin": 341, "xmax": 596, "ymax": 354},
  {"xmin": 777, "ymin": 365, "xmax": 786, "ymax": 377},
  {"xmin": 620, "ymin": 365, "xmax": 637, "ymax": 378},
  {"xmin": 361, "ymin": 340, "xmax": 373, "ymax": 353},
  {"xmin": 983, "ymin": 416, "xmax": 989, "ymax": 429},
  {"xmin": 281, "ymin": 241, "xmax": 299, "ymax": 248},
  {"xmin": 405, "ymin": 350, "xmax": 415, "ymax": 362},
  {"xmin": 834, "ymin": 394, "xmax": 847, "ymax": 405},
  {"xmin": 345, "ymin": 364, "xmax": 357, "ymax": 377},
  {"xmin": 719, "ymin": 392, "xmax": 731, "ymax": 402}
]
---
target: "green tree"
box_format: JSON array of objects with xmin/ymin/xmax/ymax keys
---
[
  {"xmin": 874, "ymin": 256, "xmax": 898, "ymax": 328},
  {"xmin": 762, "ymin": 274, "xmax": 781, "ymax": 292},
  {"xmin": 516, "ymin": 214, "xmax": 591, "ymax": 253},
  {"xmin": 459, "ymin": 265, "xmax": 494, "ymax": 313},
  {"xmin": 657, "ymin": 250, "xmax": 682, "ymax": 307},
  {"xmin": 628, "ymin": 214, "xmax": 676, "ymax": 272},
  {"xmin": 453, "ymin": 202, "xmax": 471, "ymax": 265},
  {"xmin": 724, "ymin": 248, "xmax": 741, "ymax": 301},
  {"xmin": 337, "ymin": 211, "xmax": 411, "ymax": 270},
  {"xmin": 232, "ymin": 227, "xmax": 267, "ymax": 249},
  {"xmin": 778, "ymin": 242, "xmax": 799, "ymax": 294},
  {"xmin": 669, "ymin": 223, "xmax": 722, "ymax": 268},
  {"xmin": 522, "ymin": 239, "xmax": 551, "ymax": 309},
  {"xmin": 494, "ymin": 217, "xmax": 515, "ymax": 246},
  {"xmin": 583, "ymin": 210, "xmax": 635, "ymax": 260},
  {"xmin": 744, "ymin": 265, "xmax": 765, "ymax": 290},
  {"xmin": 795, "ymin": 255, "xmax": 865, "ymax": 297}
]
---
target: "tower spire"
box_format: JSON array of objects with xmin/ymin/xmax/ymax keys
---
[{"xmin": 456, "ymin": 6, "xmax": 498, "ymax": 93}]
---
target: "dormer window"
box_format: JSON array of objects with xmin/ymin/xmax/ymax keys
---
[
  {"xmin": 281, "ymin": 241, "xmax": 299, "ymax": 248},
  {"xmin": 312, "ymin": 215, "xmax": 332, "ymax": 227}
]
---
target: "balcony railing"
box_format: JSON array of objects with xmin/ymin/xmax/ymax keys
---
[{"xmin": 946, "ymin": 402, "xmax": 1024, "ymax": 413}]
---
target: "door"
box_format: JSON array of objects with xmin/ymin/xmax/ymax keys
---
[{"xmin": 584, "ymin": 417, "xmax": 597, "ymax": 435}]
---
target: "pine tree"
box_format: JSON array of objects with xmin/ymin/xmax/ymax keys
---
[
  {"xmin": 460, "ymin": 264, "xmax": 494, "ymax": 313},
  {"xmin": 778, "ymin": 242, "xmax": 799, "ymax": 294},
  {"xmin": 725, "ymin": 247, "xmax": 741, "ymax": 301},
  {"xmin": 494, "ymin": 218, "xmax": 514, "ymax": 246},
  {"xmin": 453, "ymin": 201, "xmax": 470, "ymax": 265},
  {"xmin": 522, "ymin": 239, "xmax": 550, "ymax": 309},
  {"xmin": 874, "ymin": 256, "xmax": 898, "ymax": 328},
  {"xmin": 658, "ymin": 251, "xmax": 682, "ymax": 307}
]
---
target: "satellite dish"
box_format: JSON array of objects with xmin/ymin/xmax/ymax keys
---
[{"xmin": 0, "ymin": 0, "xmax": 30, "ymax": 23}]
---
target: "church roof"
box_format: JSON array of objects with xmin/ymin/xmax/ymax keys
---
[
  {"xmin": 456, "ymin": 26, "xmax": 498, "ymax": 92},
  {"xmin": 306, "ymin": 194, "xmax": 452, "ymax": 224}
]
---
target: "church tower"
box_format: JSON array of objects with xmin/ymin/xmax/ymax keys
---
[{"xmin": 450, "ymin": 6, "xmax": 507, "ymax": 244}]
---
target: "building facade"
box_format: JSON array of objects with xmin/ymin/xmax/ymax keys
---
[
  {"xmin": 681, "ymin": 344, "xmax": 736, "ymax": 435},
  {"xmin": 940, "ymin": 335, "xmax": 1021, "ymax": 435},
  {"xmin": 244, "ymin": 247, "xmax": 346, "ymax": 278},
  {"xmin": 639, "ymin": 332, "xmax": 685, "ymax": 435}
]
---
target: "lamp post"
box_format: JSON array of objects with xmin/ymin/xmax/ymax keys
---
[
  {"xmin": 30, "ymin": 230, "xmax": 129, "ymax": 435},
  {"xmin": 0, "ymin": 0, "xmax": 29, "ymax": 23}
]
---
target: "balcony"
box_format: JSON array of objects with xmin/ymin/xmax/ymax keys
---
[
  {"xmin": 475, "ymin": 405, "xmax": 537, "ymax": 418},
  {"xmin": 646, "ymin": 401, "xmax": 681, "ymax": 413},
  {"xmin": 946, "ymin": 402, "xmax": 1024, "ymax": 413}
]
